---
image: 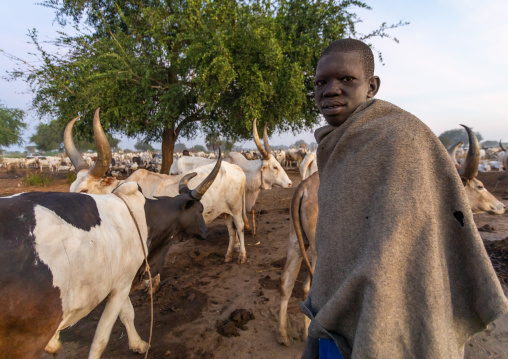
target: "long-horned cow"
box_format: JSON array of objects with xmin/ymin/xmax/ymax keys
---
[
  {"xmin": 65, "ymin": 109, "xmax": 248, "ymax": 263},
  {"xmin": 225, "ymin": 118, "xmax": 292, "ymax": 213},
  {"xmin": 0, "ymin": 162, "xmax": 219, "ymax": 358},
  {"xmin": 278, "ymin": 124, "xmax": 505, "ymax": 347},
  {"xmin": 458, "ymin": 125, "xmax": 505, "ymax": 214}
]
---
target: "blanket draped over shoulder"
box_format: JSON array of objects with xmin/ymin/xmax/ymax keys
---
[{"xmin": 300, "ymin": 99, "xmax": 508, "ymax": 359}]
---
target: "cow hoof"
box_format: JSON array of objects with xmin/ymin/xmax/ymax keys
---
[
  {"xmin": 44, "ymin": 338, "xmax": 62, "ymax": 354},
  {"xmin": 277, "ymin": 332, "xmax": 293, "ymax": 347},
  {"xmin": 131, "ymin": 341, "xmax": 149, "ymax": 354},
  {"xmin": 237, "ymin": 256, "xmax": 247, "ymax": 264},
  {"xmin": 224, "ymin": 255, "xmax": 234, "ymax": 263}
]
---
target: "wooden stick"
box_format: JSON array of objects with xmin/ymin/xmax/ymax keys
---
[{"xmin": 252, "ymin": 209, "xmax": 256, "ymax": 236}]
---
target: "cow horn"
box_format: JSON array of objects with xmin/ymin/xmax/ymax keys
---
[
  {"xmin": 179, "ymin": 172, "xmax": 197, "ymax": 194},
  {"xmin": 459, "ymin": 124, "xmax": 480, "ymax": 180},
  {"xmin": 447, "ymin": 141, "xmax": 463, "ymax": 167},
  {"xmin": 191, "ymin": 148, "xmax": 222, "ymax": 200},
  {"xmin": 64, "ymin": 116, "xmax": 89, "ymax": 172},
  {"xmin": 499, "ymin": 140, "xmax": 506, "ymax": 152},
  {"xmin": 89, "ymin": 108, "xmax": 112, "ymax": 178},
  {"xmin": 263, "ymin": 123, "xmax": 272, "ymax": 156},
  {"xmin": 253, "ymin": 118, "xmax": 269, "ymax": 159}
]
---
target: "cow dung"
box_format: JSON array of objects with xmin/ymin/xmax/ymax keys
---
[{"xmin": 216, "ymin": 320, "xmax": 239, "ymax": 337}]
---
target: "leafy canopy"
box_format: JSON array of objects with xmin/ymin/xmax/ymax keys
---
[
  {"xmin": 0, "ymin": 103, "xmax": 27, "ymax": 149},
  {"xmin": 5, "ymin": 0, "xmax": 406, "ymax": 172},
  {"xmin": 30, "ymin": 119, "xmax": 120, "ymax": 152},
  {"xmin": 438, "ymin": 128, "xmax": 483, "ymax": 148}
]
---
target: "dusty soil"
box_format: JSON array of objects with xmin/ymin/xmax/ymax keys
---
[{"xmin": 1, "ymin": 168, "xmax": 507, "ymax": 358}]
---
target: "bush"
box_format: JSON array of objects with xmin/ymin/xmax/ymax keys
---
[
  {"xmin": 22, "ymin": 173, "xmax": 54, "ymax": 187},
  {"xmin": 66, "ymin": 171, "xmax": 77, "ymax": 183}
]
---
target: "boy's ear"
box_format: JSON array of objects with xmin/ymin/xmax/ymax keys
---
[{"xmin": 367, "ymin": 76, "xmax": 381, "ymax": 99}]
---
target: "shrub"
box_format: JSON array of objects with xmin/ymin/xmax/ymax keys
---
[
  {"xmin": 22, "ymin": 173, "xmax": 54, "ymax": 187},
  {"xmin": 66, "ymin": 171, "xmax": 77, "ymax": 183}
]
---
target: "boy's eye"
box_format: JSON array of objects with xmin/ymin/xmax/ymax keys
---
[
  {"xmin": 342, "ymin": 76, "xmax": 354, "ymax": 82},
  {"xmin": 315, "ymin": 80, "xmax": 325, "ymax": 86}
]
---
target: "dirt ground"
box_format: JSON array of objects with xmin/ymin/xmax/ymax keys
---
[{"xmin": 2, "ymin": 168, "xmax": 508, "ymax": 358}]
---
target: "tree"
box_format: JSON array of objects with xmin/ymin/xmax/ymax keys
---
[
  {"xmin": 25, "ymin": 145, "xmax": 37, "ymax": 153},
  {"xmin": 30, "ymin": 121, "xmax": 63, "ymax": 151},
  {"xmin": 134, "ymin": 141, "xmax": 155, "ymax": 152},
  {"xmin": 294, "ymin": 139, "xmax": 307, "ymax": 148},
  {"xmin": 174, "ymin": 143, "xmax": 187, "ymax": 151},
  {"xmin": 438, "ymin": 128, "xmax": 483, "ymax": 148},
  {"xmin": 0, "ymin": 103, "xmax": 26, "ymax": 150},
  {"xmin": 5, "ymin": 0, "xmax": 405, "ymax": 173},
  {"xmin": 193, "ymin": 145, "xmax": 207, "ymax": 152},
  {"xmin": 30, "ymin": 119, "xmax": 120, "ymax": 152}
]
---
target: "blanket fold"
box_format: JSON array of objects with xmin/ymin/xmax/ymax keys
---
[{"xmin": 301, "ymin": 99, "xmax": 507, "ymax": 359}]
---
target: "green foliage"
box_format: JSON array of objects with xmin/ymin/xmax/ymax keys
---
[
  {"xmin": 22, "ymin": 173, "xmax": 54, "ymax": 187},
  {"xmin": 30, "ymin": 121, "xmax": 62, "ymax": 151},
  {"xmin": 66, "ymin": 171, "xmax": 77, "ymax": 183},
  {"xmin": 193, "ymin": 144, "xmax": 206, "ymax": 152},
  {"xmin": 5, "ymin": 0, "xmax": 406, "ymax": 172},
  {"xmin": 30, "ymin": 119, "xmax": 120, "ymax": 152},
  {"xmin": 134, "ymin": 141, "xmax": 155, "ymax": 152},
  {"xmin": 438, "ymin": 128, "xmax": 483, "ymax": 148},
  {"xmin": 25, "ymin": 145, "xmax": 37, "ymax": 153},
  {"xmin": 174, "ymin": 143, "xmax": 187, "ymax": 151},
  {"xmin": 0, "ymin": 103, "xmax": 26, "ymax": 149},
  {"xmin": 293, "ymin": 139, "xmax": 307, "ymax": 148}
]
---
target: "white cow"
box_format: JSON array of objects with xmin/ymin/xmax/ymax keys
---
[
  {"xmin": 225, "ymin": 119, "xmax": 292, "ymax": 212},
  {"xmin": 64, "ymin": 109, "xmax": 248, "ymax": 263},
  {"xmin": 299, "ymin": 152, "xmax": 318, "ymax": 180}
]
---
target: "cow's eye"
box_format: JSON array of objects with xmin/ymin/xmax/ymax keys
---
[
  {"xmin": 477, "ymin": 186, "xmax": 484, "ymax": 190},
  {"xmin": 80, "ymin": 189, "xmax": 88, "ymax": 193}
]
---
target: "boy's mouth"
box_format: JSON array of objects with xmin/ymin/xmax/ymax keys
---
[{"xmin": 322, "ymin": 102, "xmax": 346, "ymax": 115}]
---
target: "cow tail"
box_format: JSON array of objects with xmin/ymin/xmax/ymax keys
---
[{"xmin": 291, "ymin": 181, "xmax": 314, "ymax": 277}]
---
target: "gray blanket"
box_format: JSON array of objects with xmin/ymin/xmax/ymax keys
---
[{"xmin": 301, "ymin": 99, "xmax": 507, "ymax": 358}]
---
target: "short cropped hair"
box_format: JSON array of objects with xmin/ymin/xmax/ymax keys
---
[{"xmin": 321, "ymin": 39, "xmax": 375, "ymax": 78}]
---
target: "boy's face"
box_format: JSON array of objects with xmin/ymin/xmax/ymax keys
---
[{"xmin": 314, "ymin": 52, "xmax": 380, "ymax": 126}]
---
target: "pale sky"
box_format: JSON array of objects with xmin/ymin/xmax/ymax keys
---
[{"xmin": 1, "ymin": 0, "xmax": 507, "ymax": 151}]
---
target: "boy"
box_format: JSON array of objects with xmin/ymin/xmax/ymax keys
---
[{"xmin": 300, "ymin": 38, "xmax": 507, "ymax": 359}]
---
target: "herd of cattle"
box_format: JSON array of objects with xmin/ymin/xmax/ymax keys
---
[{"xmin": 0, "ymin": 108, "xmax": 506, "ymax": 358}]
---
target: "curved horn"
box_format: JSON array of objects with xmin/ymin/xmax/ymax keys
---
[
  {"xmin": 64, "ymin": 116, "xmax": 88, "ymax": 171},
  {"xmin": 263, "ymin": 123, "xmax": 272, "ymax": 156},
  {"xmin": 459, "ymin": 124, "xmax": 480, "ymax": 180},
  {"xmin": 447, "ymin": 141, "xmax": 463, "ymax": 168},
  {"xmin": 89, "ymin": 108, "xmax": 112, "ymax": 178},
  {"xmin": 500, "ymin": 140, "xmax": 506, "ymax": 152},
  {"xmin": 253, "ymin": 118, "xmax": 269, "ymax": 159},
  {"xmin": 191, "ymin": 148, "xmax": 222, "ymax": 200},
  {"xmin": 179, "ymin": 172, "xmax": 197, "ymax": 194}
]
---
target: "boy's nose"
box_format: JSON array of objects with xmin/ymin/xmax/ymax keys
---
[{"xmin": 324, "ymin": 81, "xmax": 342, "ymax": 96}]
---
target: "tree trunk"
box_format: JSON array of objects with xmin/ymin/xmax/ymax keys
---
[{"xmin": 161, "ymin": 127, "xmax": 177, "ymax": 175}]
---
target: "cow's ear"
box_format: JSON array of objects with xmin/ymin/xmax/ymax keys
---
[
  {"xmin": 183, "ymin": 199, "xmax": 197, "ymax": 210},
  {"xmin": 460, "ymin": 176, "xmax": 469, "ymax": 186},
  {"xmin": 100, "ymin": 176, "xmax": 117, "ymax": 187},
  {"xmin": 261, "ymin": 162, "xmax": 268, "ymax": 172}
]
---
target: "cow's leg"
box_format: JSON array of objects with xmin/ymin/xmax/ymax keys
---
[
  {"xmin": 44, "ymin": 330, "xmax": 62, "ymax": 354},
  {"xmin": 278, "ymin": 234, "xmax": 303, "ymax": 346},
  {"xmin": 301, "ymin": 246, "xmax": 317, "ymax": 343},
  {"xmin": 231, "ymin": 211, "xmax": 246, "ymax": 264},
  {"xmin": 119, "ymin": 297, "xmax": 149, "ymax": 354},
  {"xmin": 88, "ymin": 290, "xmax": 129, "ymax": 359},
  {"xmin": 224, "ymin": 215, "xmax": 237, "ymax": 263}
]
